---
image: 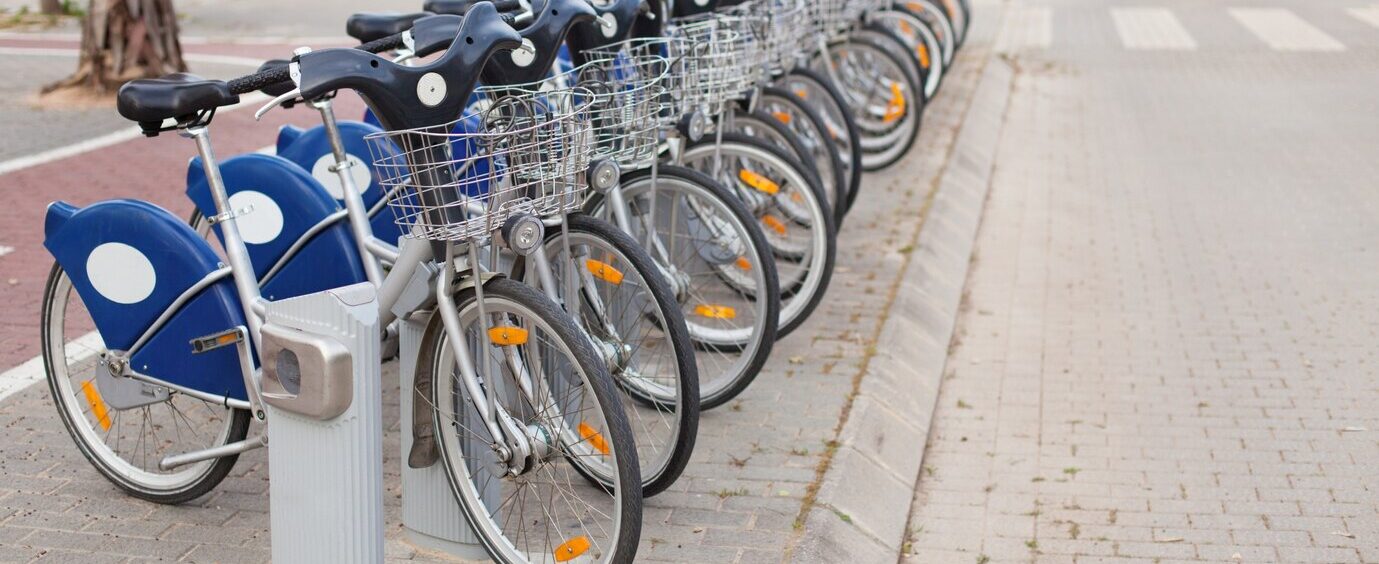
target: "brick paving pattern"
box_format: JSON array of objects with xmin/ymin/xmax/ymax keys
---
[{"xmin": 904, "ymin": 2, "xmax": 1379, "ymax": 563}]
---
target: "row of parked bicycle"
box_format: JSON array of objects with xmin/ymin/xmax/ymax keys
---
[{"xmin": 38, "ymin": 0, "xmax": 971, "ymax": 560}]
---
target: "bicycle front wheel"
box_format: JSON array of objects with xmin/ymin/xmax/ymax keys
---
[
  {"xmin": 586, "ymin": 165, "xmax": 780, "ymax": 410},
  {"xmin": 516, "ymin": 213, "xmax": 699, "ymax": 497},
  {"xmin": 681, "ymin": 133, "xmax": 837, "ymax": 338},
  {"xmin": 421, "ymin": 277, "xmax": 642, "ymax": 563}
]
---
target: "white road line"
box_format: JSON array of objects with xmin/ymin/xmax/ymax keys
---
[
  {"xmin": 1112, "ymin": 7, "xmax": 1197, "ymax": 50},
  {"xmin": 1229, "ymin": 8, "xmax": 1346, "ymax": 52},
  {"xmin": 0, "ymin": 245, "xmax": 12, "ymax": 257},
  {"xmin": 995, "ymin": 7, "xmax": 1053, "ymax": 54},
  {"xmin": 1349, "ymin": 6, "xmax": 1379, "ymax": 29},
  {"xmin": 0, "ymin": 46, "xmax": 266, "ymax": 178},
  {"xmin": 0, "ymin": 331, "xmax": 102, "ymax": 403},
  {"xmin": 0, "ymin": 30, "xmax": 350, "ymax": 45}
]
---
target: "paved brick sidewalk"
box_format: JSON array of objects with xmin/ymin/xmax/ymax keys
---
[
  {"xmin": 0, "ymin": 29, "xmax": 989, "ymax": 564},
  {"xmin": 904, "ymin": 2, "xmax": 1379, "ymax": 563}
]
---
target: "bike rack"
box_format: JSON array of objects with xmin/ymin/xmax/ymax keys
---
[
  {"xmin": 260, "ymin": 283, "xmax": 385, "ymax": 563},
  {"xmin": 397, "ymin": 311, "xmax": 495, "ymax": 558}
]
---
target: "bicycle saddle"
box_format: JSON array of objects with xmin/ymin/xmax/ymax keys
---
[
  {"xmin": 346, "ymin": 12, "xmax": 430, "ymax": 44},
  {"xmin": 116, "ymin": 73, "xmax": 238, "ymax": 127}
]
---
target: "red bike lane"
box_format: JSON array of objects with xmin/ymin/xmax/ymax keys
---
[{"xmin": 0, "ymin": 39, "xmax": 367, "ymax": 372}]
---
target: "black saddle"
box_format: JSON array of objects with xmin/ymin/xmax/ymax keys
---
[
  {"xmin": 116, "ymin": 73, "xmax": 238, "ymax": 126},
  {"xmin": 346, "ymin": 12, "xmax": 429, "ymax": 43}
]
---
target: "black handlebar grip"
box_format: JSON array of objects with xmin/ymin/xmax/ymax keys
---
[
  {"xmin": 358, "ymin": 33, "xmax": 406, "ymax": 54},
  {"xmin": 228, "ymin": 65, "xmax": 294, "ymax": 96},
  {"xmin": 425, "ymin": 0, "xmax": 522, "ymax": 15}
]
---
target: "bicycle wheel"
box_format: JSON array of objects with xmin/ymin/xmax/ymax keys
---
[
  {"xmin": 871, "ymin": 8, "xmax": 946, "ymax": 99},
  {"xmin": 725, "ymin": 108, "xmax": 824, "ymax": 195},
  {"xmin": 40, "ymin": 263, "xmax": 250, "ymax": 504},
  {"xmin": 515, "ymin": 213, "xmax": 698, "ymax": 497},
  {"xmin": 738, "ymin": 87, "xmax": 849, "ymax": 227},
  {"xmin": 421, "ymin": 277, "xmax": 642, "ymax": 563},
  {"xmin": 855, "ymin": 24, "xmax": 928, "ymax": 107},
  {"xmin": 585, "ymin": 165, "xmax": 780, "ymax": 410},
  {"xmin": 813, "ymin": 35, "xmax": 924, "ymax": 171},
  {"xmin": 898, "ymin": 0, "xmax": 958, "ymax": 66},
  {"xmin": 681, "ymin": 132, "xmax": 837, "ymax": 338},
  {"xmin": 776, "ymin": 67, "xmax": 864, "ymax": 216}
]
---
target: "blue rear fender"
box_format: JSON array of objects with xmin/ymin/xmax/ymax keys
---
[
  {"xmin": 43, "ymin": 199, "xmax": 249, "ymax": 401},
  {"xmin": 275, "ymin": 122, "xmax": 407, "ymax": 245},
  {"xmin": 185, "ymin": 153, "xmax": 367, "ymax": 301}
]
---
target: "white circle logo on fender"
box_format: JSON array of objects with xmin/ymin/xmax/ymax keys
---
[
  {"xmin": 228, "ymin": 191, "xmax": 285, "ymax": 245},
  {"xmin": 511, "ymin": 39, "xmax": 536, "ymax": 67},
  {"xmin": 599, "ymin": 13, "xmax": 618, "ymax": 38},
  {"xmin": 311, "ymin": 154, "xmax": 372, "ymax": 200},
  {"xmin": 86, "ymin": 243, "xmax": 156, "ymax": 305},
  {"xmin": 417, "ymin": 72, "xmax": 447, "ymax": 107}
]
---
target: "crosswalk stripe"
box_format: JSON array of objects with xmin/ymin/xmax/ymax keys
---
[
  {"xmin": 1348, "ymin": 6, "xmax": 1379, "ymax": 29},
  {"xmin": 1229, "ymin": 8, "xmax": 1346, "ymax": 52},
  {"xmin": 1111, "ymin": 7, "xmax": 1198, "ymax": 50},
  {"xmin": 995, "ymin": 7, "xmax": 1052, "ymax": 54}
]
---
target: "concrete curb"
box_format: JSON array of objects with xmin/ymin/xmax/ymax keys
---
[{"xmin": 792, "ymin": 57, "xmax": 1015, "ymax": 562}]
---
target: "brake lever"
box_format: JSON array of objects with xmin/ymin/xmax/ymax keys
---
[{"xmin": 255, "ymin": 88, "xmax": 304, "ymax": 121}]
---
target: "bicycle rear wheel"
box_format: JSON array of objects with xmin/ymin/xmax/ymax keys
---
[
  {"xmin": 40, "ymin": 263, "xmax": 250, "ymax": 504},
  {"xmin": 776, "ymin": 68, "xmax": 864, "ymax": 216},
  {"xmin": 813, "ymin": 35, "xmax": 924, "ymax": 171},
  {"xmin": 422, "ymin": 277, "xmax": 642, "ymax": 563}
]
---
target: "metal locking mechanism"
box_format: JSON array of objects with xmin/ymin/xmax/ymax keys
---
[{"xmin": 260, "ymin": 323, "xmax": 353, "ymax": 420}]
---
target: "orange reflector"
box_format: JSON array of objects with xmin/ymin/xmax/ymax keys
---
[
  {"xmin": 695, "ymin": 304, "xmax": 737, "ymax": 320},
  {"xmin": 826, "ymin": 123, "xmax": 841, "ymax": 141},
  {"xmin": 585, "ymin": 259, "xmax": 624, "ymax": 285},
  {"xmin": 899, "ymin": 20, "xmax": 913, "ymax": 34},
  {"xmin": 794, "ymin": 88, "xmax": 808, "ymax": 100},
  {"xmin": 739, "ymin": 169, "xmax": 780, "ymax": 195},
  {"xmin": 917, "ymin": 43, "xmax": 931, "ymax": 68},
  {"xmin": 554, "ymin": 535, "xmax": 592, "ymax": 562},
  {"xmin": 907, "ymin": 2, "xmax": 925, "ymax": 12},
  {"xmin": 735, "ymin": 257, "xmax": 752, "ymax": 271},
  {"xmin": 791, "ymin": 191, "xmax": 804, "ymax": 204},
  {"xmin": 883, "ymin": 82, "xmax": 907, "ymax": 123},
  {"xmin": 487, "ymin": 326, "xmax": 529, "ymax": 346},
  {"xmin": 81, "ymin": 380, "xmax": 112, "ymax": 431},
  {"xmin": 771, "ymin": 111, "xmax": 792, "ymax": 124},
  {"xmin": 762, "ymin": 215, "xmax": 788, "ymax": 236},
  {"xmin": 578, "ymin": 422, "xmax": 610, "ymax": 455}
]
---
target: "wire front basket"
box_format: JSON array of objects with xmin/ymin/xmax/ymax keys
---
[
  {"xmin": 725, "ymin": 0, "xmax": 810, "ymax": 75},
  {"xmin": 668, "ymin": 13, "xmax": 768, "ymax": 110},
  {"xmin": 809, "ymin": 0, "xmax": 861, "ymax": 39},
  {"xmin": 365, "ymin": 87, "xmax": 595, "ymax": 242},
  {"xmin": 553, "ymin": 54, "xmax": 671, "ymax": 169}
]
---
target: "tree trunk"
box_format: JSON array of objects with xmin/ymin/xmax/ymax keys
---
[
  {"xmin": 44, "ymin": 0, "xmax": 186, "ymax": 95},
  {"xmin": 40, "ymin": 0, "xmax": 63, "ymax": 15}
]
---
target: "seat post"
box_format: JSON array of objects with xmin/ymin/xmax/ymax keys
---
[{"xmin": 184, "ymin": 125, "xmax": 266, "ymax": 349}]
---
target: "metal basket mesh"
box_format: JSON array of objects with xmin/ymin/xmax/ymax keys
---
[
  {"xmin": 809, "ymin": 0, "xmax": 861, "ymax": 38},
  {"xmin": 668, "ymin": 14, "xmax": 768, "ymax": 109},
  {"xmin": 724, "ymin": 0, "xmax": 810, "ymax": 75},
  {"xmin": 553, "ymin": 54, "xmax": 671, "ymax": 169},
  {"xmin": 364, "ymin": 87, "xmax": 595, "ymax": 242}
]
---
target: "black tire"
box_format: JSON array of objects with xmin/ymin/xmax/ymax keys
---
[
  {"xmin": 514, "ymin": 213, "xmax": 699, "ymax": 497},
  {"xmin": 755, "ymin": 85, "xmax": 850, "ymax": 228},
  {"xmin": 585, "ymin": 165, "xmax": 781, "ymax": 410},
  {"xmin": 778, "ymin": 67, "xmax": 865, "ymax": 216},
  {"xmin": 682, "ymin": 132, "xmax": 837, "ymax": 339},
  {"xmin": 41, "ymin": 262, "xmax": 250, "ymax": 505},
  {"xmin": 421, "ymin": 277, "xmax": 642, "ymax": 562}
]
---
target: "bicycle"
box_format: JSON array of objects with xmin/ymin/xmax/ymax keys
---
[{"xmin": 42, "ymin": 7, "xmax": 642, "ymax": 561}]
